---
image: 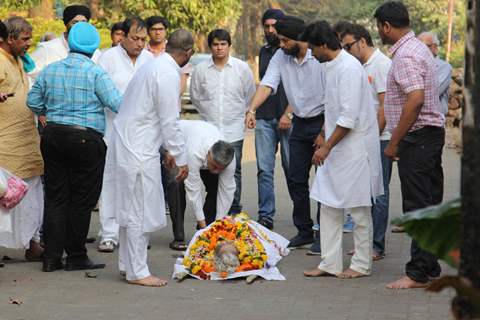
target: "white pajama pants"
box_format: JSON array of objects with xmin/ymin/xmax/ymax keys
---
[
  {"xmin": 318, "ymin": 204, "xmax": 373, "ymax": 275},
  {"xmin": 98, "ymin": 200, "xmax": 119, "ymax": 245},
  {"xmin": 118, "ymin": 177, "xmax": 150, "ymax": 281}
]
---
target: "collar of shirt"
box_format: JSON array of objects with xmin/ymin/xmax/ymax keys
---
[
  {"xmin": 164, "ymin": 52, "xmax": 181, "ymax": 73},
  {"xmin": 0, "ymin": 46, "xmax": 18, "ymax": 65},
  {"xmin": 67, "ymin": 52, "xmax": 94, "ymax": 64},
  {"xmin": 325, "ymin": 49, "xmax": 346, "ymax": 70},
  {"xmin": 292, "ymin": 48, "xmax": 315, "ymax": 66},
  {"xmin": 207, "ymin": 55, "xmax": 233, "ymax": 69},
  {"xmin": 363, "ymin": 48, "xmax": 381, "ymax": 67},
  {"xmin": 389, "ymin": 31, "xmax": 415, "ymax": 57}
]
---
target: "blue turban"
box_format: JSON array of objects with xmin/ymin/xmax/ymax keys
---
[{"xmin": 68, "ymin": 22, "xmax": 100, "ymax": 55}]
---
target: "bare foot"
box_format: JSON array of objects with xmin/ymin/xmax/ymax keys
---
[
  {"xmin": 303, "ymin": 268, "xmax": 335, "ymax": 277},
  {"xmin": 386, "ymin": 276, "xmax": 428, "ymax": 289},
  {"xmin": 337, "ymin": 268, "xmax": 369, "ymax": 279},
  {"xmin": 25, "ymin": 240, "xmax": 44, "ymax": 261},
  {"xmin": 127, "ymin": 275, "xmax": 168, "ymax": 287}
]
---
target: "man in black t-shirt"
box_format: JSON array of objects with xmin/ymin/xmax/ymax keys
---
[{"xmin": 254, "ymin": 9, "xmax": 292, "ymax": 230}]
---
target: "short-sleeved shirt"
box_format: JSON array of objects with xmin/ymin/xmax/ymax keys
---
[
  {"xmin": 385, "ymin": 32, "xmax": 444, "ymax": 132},
  {"xmin": 260, "ymin": 49, "xmax": 325, "ymax": 118},
  {"xmin": 363, "ymin": 48, "xmax": 392, "ymax": 140}
]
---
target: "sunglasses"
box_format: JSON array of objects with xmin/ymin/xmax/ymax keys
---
[{"xmin": 343, "ymin": 39, "xmax": 359, "ymax": 51}]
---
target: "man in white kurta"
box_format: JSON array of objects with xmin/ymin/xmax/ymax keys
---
[
  {"xmin": 96, "ymin": 17, "xmax": 153, "ymax": 253},
  {"xmin": 101, "ymin": 30, "xmax": 194, "ymax": 287},
  {"xmin": 301, "ymin": 21, "xmax": 382, "ymax": 278}
]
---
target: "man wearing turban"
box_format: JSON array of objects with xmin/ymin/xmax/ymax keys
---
[
  {"xmin": 29, "ymin": 5, "xmax": 100, "ymax": 80},
  {"xmin": 246, "ymin": 16, "xmax": 327, "ymax": 249}
]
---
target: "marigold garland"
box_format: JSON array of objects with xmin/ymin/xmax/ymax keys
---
[{"xmin": 183, "ymin": 214, "xmax": 268, "ymax": 279}]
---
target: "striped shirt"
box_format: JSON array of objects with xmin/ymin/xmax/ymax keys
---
[
  {"xmin": 385, "ymin": 32, "xmax": 444, "ymax": 132},
  {"xmin": 27, "ymin": 53, "xmax": 122, "ymax": 135}
]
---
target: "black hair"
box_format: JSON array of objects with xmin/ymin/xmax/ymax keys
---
[
  {"xmin": 333, "ymin": 21, "xmax": 353, "ymax": 37},
  {"xmin": 300, "ymin": 20, "xmax": 341, "ymax": 50},
  {"xmin": 110, "ymin": 22, "xmax": 123, "ymax": 35},
  {"xmin": 121, "ymin": 16, "xmax": 147, "ymax": 36},
  {"xmin": 374, "ymin": 1, "xmax": 410, "ymax": 28},
  {"xmin": 341, "ymin": 23, "xmax": 374, "ymax": 47},
  {"xmin": 207, "ymin": 29, "xmax": 231, "ymax": 48},
  {"xmin": 146, "ymin": 16, "xmax": 170, "ymax": 31},
  {"xmin": 0, "ymin": 21, "xmax": 7, "ymax": 40}
]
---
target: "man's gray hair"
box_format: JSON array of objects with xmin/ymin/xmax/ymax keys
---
[
  {"xmin": 210, "ymin": 140, "xmax": 234, "ymax": 168},
  {"xmin": 166, "ymin": 29, "xmax": 194, "ymax": 53},
  {"xmin": 4, "ymin": 16, "xmax": 32, "ymax": 39},
  {"xmin": 419, "ymin": 31, "xmax": 440, "ymax": 45}
]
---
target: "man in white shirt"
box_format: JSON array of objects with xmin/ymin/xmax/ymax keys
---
[
  {"xmin": 30, "ymin": 5, "xmax": 101, "ymax": 79},
  {"xmin": 96, "ymin": 16, "xmax": 153, "ymax": 253},
  {"xmin": 101, "ymin": 30, "xmax": 194, "ymax": 287},
  {"xmin": 340, "ymin": 23, "xmax": 392, "ymax": 261},
  {"xmin": 163, "ymin": 120, "xmax": 236, "ymax": 249},
  {"xmin": 301, "ymin": 21, "xmax": 382, "ymax": 279},
  {"xmin": 190, "ymin": 29, "xmax": 255, "ymax": 215},
  {"xmin": 245, "ymin": 16, "xmax": 326, "ymax": 248},
  {"xmin": 418, "ymin": 31, "xmax": 452, "ymax": 117},
  {"xmin": 109, "ymin": 22, "xmax": 124, "ymax": 48}
]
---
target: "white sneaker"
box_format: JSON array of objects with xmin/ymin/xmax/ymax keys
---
[{"xmin": 97, "ymin": 240, "xmax": 116, "ymax": 253}]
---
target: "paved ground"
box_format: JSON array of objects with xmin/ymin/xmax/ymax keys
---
[{"xmin": 0, "ymin": 130, "xmax": 459, "ymax": 320}]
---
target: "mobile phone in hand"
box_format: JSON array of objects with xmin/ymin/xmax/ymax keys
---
[{"xmin": 7, "ymin": 93, "xmax": 15, "ymax": 97}]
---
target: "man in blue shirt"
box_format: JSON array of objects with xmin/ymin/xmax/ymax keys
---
[{"xmin": 27, "ymin": 22, "xmax": 122, "ymax": 273}]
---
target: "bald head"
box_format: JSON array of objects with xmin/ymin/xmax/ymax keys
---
[{"xmin": 418, "ymin": 31, "xmax": 439, "ymax": 57}]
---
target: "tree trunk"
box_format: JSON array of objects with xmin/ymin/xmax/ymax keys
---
[
  {"xmin": 89, "ymin": 0, "xmax": 103, "ymax": 20},
  {"xmin": 28, "ymin": 0, "xmax": 54, "ymax": 19},
  {"xmin": 459, "ymin": 0, "xmax": 480, "ymax": 317}
]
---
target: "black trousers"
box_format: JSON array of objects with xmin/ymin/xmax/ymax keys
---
[
  {"xmin": 163, "ymin": 166, "xmax": 219, "ymax": 240},
  {"xmin": 397, "ymin": 126, "xmax": 445, "ymax": 283},
  {"xmin": 41, "ymin": 124, "xmax": 106, "ymax": 263},
  {"xmin": 288, "ymin": 114, "xmax": 324, "ymax": 238}
]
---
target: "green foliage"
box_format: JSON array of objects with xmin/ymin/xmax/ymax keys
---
[
  {"xmin": 0, "ymin": 0, "xmax": 40, "ymax": 10},
  {"xmin": 392, "ymin": 198, "xmax": 461, "ymax": 268}
]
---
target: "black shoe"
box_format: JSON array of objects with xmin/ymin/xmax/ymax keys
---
[
  {"xmin": 42, "ymin": 259, "xmax": 64, "ymax": 272},
  {"xmin": 64, "ymin": 258, "xmax": 106, "ymax": 271},
  {"xmin": 257, "ymin": 217, "xmax": 274, "ymax": 230},
  {"xmin": 85, "ymin": 237, "xmax": 96, "ymax": 243},
  {"xmin": 288, "ymin": 234, "xmax": 314, "ymax": 248}
]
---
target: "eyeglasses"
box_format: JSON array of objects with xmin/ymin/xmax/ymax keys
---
[
  {"xmin": 149, "ymin": 27, "xmax": 166, "ymax": 33},
  {"xmin": 343, "ymin": 39, "xmax": 359, "ymax": 51}
]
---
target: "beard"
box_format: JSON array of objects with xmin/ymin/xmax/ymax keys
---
[
  {"xmin": 265, "ymin": 34, "xmax": 280, "ymax": 47},
  {"xmin": 282, "ymin": 44, "xmax": 300, "ymax": 57}
]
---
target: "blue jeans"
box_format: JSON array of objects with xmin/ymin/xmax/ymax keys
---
[
  {"xmin": 371, "ymin": 140, "xmax": 393, "ymax": 254},
  {"xmin": 228, "ymin": 140, "xmax": 243, "ymax": 214},
  {"xmin": 255, "ymin": 119, "xmax": 291, "ymax": 221}
]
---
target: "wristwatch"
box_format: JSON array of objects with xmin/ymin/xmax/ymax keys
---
[{"xmin": 285, "ymin": 112, "xmax": 293, "ymax": 120}]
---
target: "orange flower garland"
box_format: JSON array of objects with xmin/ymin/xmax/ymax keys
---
[{"xmin": 183, "ymin": 214, "xmax": 268, "ymax": 279}]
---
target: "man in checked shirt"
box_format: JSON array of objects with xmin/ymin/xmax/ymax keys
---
[
  {"xmin": 374, "ymin": 1, "xmax": 445, "ymax": 289},
  {"xmin": 27, "ymin": 22, "xmax": 122, "ymax": 273}
]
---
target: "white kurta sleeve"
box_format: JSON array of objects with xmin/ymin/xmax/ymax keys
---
[
  {"xmin": 29, "ymin": 44, "xmax": 48, "ymax": 79},
  {"xmin": 184, "ymin": 154, "xmax": 207, "ymax": 221},
  {"xmin": 189, "ymin": 66, "xmax": 203, "ymax": 109},
  {"xmin": 259, "ymin": 50, "xmax": 282, "ymax": 94},
  {"xmin": 215, "ymin": 158, "xmax": 236, "ymax": 219},
  {"xmin": 336, "ymin": 67, "xmax": 364, "ymax": 129},
  {"xmin": 153, "ymin": 72, "xmax": 187, "ymax": 166}
]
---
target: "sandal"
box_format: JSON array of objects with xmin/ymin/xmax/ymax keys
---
[{"xmin": 169, "ymin": 240, "xmax": 187, "ymax": 251}]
